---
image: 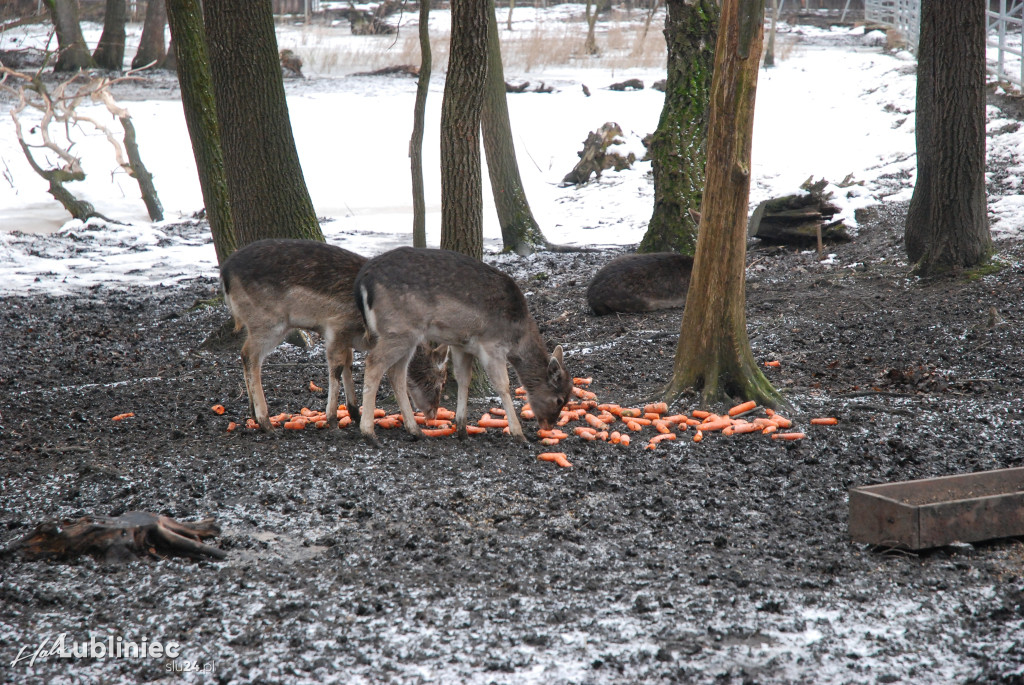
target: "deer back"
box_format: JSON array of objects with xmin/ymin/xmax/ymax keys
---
[{"xmin": 586, "ymin": 252, "xmax": 694, "ymax": 315}]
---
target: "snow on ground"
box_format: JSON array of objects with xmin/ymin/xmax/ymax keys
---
[{"xmin": 0, "ymin": 12, "xmax": 1023, "ymax": 297}]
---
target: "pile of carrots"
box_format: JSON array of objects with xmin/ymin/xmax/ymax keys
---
[{"xmin": 218, "ymin": 375, "xmax": 839, "ymax": 469}]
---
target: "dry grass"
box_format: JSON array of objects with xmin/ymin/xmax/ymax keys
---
[{"xmin": 284, "ymin": 7, "xmax": 667, "ymax": 77}]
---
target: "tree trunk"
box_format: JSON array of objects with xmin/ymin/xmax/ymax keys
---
[
  {"xmin": 166, "ymin": 0, "xmax": 235, "ymax": 264},
  {"xmin": 638, "ymin": 0, "xmax": 718, "ymax": 255},
  {"xmin": 132, "ymin": 0, "xmax": 168, "ymax": 70},
  {"xmin": 410, "ymin": 0, "xmax": 431, "ymax": 249},
  {"xmin": 482, "ymin": 0, "xmax": 548, "ymax": 256},
  {"xmin": 43, "ymin": 0, "xmax": 96, "ymax": 72},
  {"xmin": 440, "ymin": 0, "xmax": 488, "ymax": 260},
  {"xmin": 904, "ymin": 0, "xmax": 990, "ymax": 275},
  {"xmin": 93, "ymin": 0, "xmax": 127, "ymax": 70},
  {"xmin": 203, "ymin": 0, "xmax": 323, "ymax": 250},
  {"xmin": 665, "ymin": 0, "xmax": 782, "ymax": 409},
  {"xmin": 764, "ymin": 0, "xmax": 778, "ymax": 67},
  {"xmin": 584, "ymin": 0, "xmax": 600, "ymax": 55},
  {"xmin": 120, "ymin": 115, "xmax": 163, "ymax": 221}
]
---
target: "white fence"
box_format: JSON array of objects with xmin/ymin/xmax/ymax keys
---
[{"xmin": 866, "ymin": 0, "xmax": 1024, "ymax": 88}]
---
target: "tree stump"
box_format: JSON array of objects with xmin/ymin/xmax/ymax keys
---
[
  {"xmin": 560, "ymin": 122, "xmax": 636, "ymax": 186},
  {"xmin": 4, "ymin": 511, "xmax": 225, "ymax": 563},
  {"xmin": 747, "ymin": 183, "xmax": 850, "ymax": 245}
]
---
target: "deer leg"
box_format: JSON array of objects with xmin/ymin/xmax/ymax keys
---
[
  {"xmin": 241, "ymin": 324, "xmax": 288, "ymax": 431},
  {"xmin": 386, "ymin": 351, "xmax": 423, "ymax": 438},
  {"xmin": 449, "ymin": 347, "xmax": 474, "ymax": 439},
  {"xmin": 325, "ymin": 332, "xmax": 358, "ymax": 428},
  {"xmin": 360, "ymin": 337, "xmax": 416, "ymax": 445},
  {"xmin": 479, "ymin": 351, "xmax": 526, "ymax": 442}
]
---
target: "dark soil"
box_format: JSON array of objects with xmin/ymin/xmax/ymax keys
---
[{"xmin": 2, "ymin": 196, "xmax": 1024, "ymax": 683}]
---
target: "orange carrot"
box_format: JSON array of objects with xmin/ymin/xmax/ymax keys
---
[
  {"xmin": 424, "ymin": 419, "xmax": 453, "ymax": 428},
  {"xmin": 422, "ymin": 426, "xmax": 456, "ymax": 437},
  {"xmin": 338, "ymin": 416, "xmax": 352, "ymax": 428},
  {"xmin": 283, "ymin": 420, "xmax": 306, "ymax": 430},
  {"xmin": 769, "ymin": 415, "xmax": 793, "ymax": 429},
  {"xmin": 722, "ymin": 425, "xmax": 735, "ymax": 436},
  {"xmin": 731, "ymin": 422, "xmax": 762, "ymax": 434},
  {"xmin": 762, "ymin": 424, "xmax": 778, "ymax": 435},
  {"xmin": 211, "ymin": 404, "xmax": 226, "ymax": 415},
  {"xmin": 112, "ymin": 412, "xmax": 135, "ymax": 421},
  {"xmin": 697, "ymin": 417, "xmax": 733, "ymax": 432},
  {"xmin": 479, "ymin": 417, "xmax": 509, "ymax": 429},
  {"xmin": 727, "ymin": 400, "xmax": 756, "ymax": 417},
  {"xmin": 771, "ymin": 432, "xmax": 806, "ymax": 441},
  {"xmin": 573, "ymin": 377, "xmax": 593, "ymax": 386},
  {"xmin": 572, "ymin": 387, "xmax": 597, "ymax": 400},
  {"xmin": 644, "ymin": 402, "xmax": 668, "ymax": 415},
  {"xmin": 538, "ymin": 429, "xmax": 569, "ymax": 440},
  {"xmin": 810, "ymin": 417, "xmax": 839, "ymax": 426},
  {"xmin": 646, "ymin": 433, "xmax": 677, "ymax": 450},
  {"xmin": 692, "ymin": 410, "xmax": 712, "ymax": 419},
  {"xmin": 540, "ymin": 437, "xmax": 561, "ymax": 446},
  {"xmin": 538, "ymin": 452, "xmax": 573, "ymax": 467},
  {"xmin": 609, "ymin": 431, "xmax": 621, "ymax": 444},
  {"xmin": 514, "ymin": 386, "xmax": 527, "ymax": 396},
  {"xmin": 596, "ymin": 430, "xmax": 609, "ymax": 441},
  {"xmin": 436, "ymin": 407, "xmax": 456, "ymax": 420},
  {"xmin": 489, "ymin": 407, "xmax": 506, "ymax": 416},
  {"xmin": 299, "ymin": 407, "xmax": 316, "ymax": 417},
  {"xmin": 693, "ymin": 430, "xmax": 704, "ymax": 443},
  {"xmin": 643, "ymin": 412, "xmax": 662, "ymax": 422},
  {"xmin": 314, "ymin": 419, "xmax": 328, "ymax": 429},
  {"xmin": 625, "ymin": 420, "xmax": 644, "ymax": 432},
  {"xmin": 663, "ymin": 414, "xmax": 689, "ymax": 425},
  {"xmin": 619, "ymin": 434, "xmax": 631, "ymax": 446},
  {"xmin": 764, "ymin": 360, "xmax": 781, "ymax": 368},
  {"xmin": 309, "ymin": 380, "xmax": 324, "ymax": 392},
  {"xmin": 465, "ymin": 425, "xmax": 487, "ymax": 435},
  {"xmin": 246, "ymin": 418, "xmax": 259, "ymax": 430},
  {"xmin": 584, "ymin": 413, "xmax": 606, "ymax": 430},
  {"xmin": 620, "ymin": 408, "xmax": 643, "ymax": 418},
  {"xmin": 373, "ymin": 408, "xmax": 386, "ymax": 419},
  {"xmin": 598, "ymin": 404, "xmax": 623, "ymax": 416},
  {"xmin": 227, "ymin": 421, "xmax": 238, "ymax": 432},
  {"xmin": 521, "ymin": 408, "xmax": 536, "ymax": 420},
  {"xmin": 653, "ymin": 420, "xmax": 672, "ymax": 434}
]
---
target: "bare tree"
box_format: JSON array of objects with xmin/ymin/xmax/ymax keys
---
[
  {"xmin": 410, "ymin": 0, "xmax": 431, "ymax": 248},
  {"xmin": 93, "ymin": 0, "xmax": 127, "ymax": 71},
  {"xmin": 638, "ymin": 0, "xmax": 718, "ymax": 254},
  {"xmin": 42, "ymin": 0, "xmax": 95, "ymax": 71},
  {"xmin": 132, "ymin": 0, "xmax": 169, "ymax": 70},
  {"xmin": 440, "ymin": 0, "xmax": 489, "ymax": 259},
  {"xmin": 665, "ymin": 0, "xmax": 782, "ymax": 408},
  {"xmin": 904, "ymin": 0, "xmax": 991, "ymax": 275}
]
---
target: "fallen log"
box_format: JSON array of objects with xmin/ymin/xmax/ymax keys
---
[
  {"xmin": 747, "ymin": 184, "xmax": 850, "ymax": 245},
  {"xmin": 4, "ymin": 511, "xmax": 225, "ymax": 563}
]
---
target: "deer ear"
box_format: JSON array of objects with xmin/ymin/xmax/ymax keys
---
[
  {"xmin": 551, "ymin": 345, "xmax": 563, "ymax": 364},
  {"xmin": 547, "ymin": 345, "xmax": 564, "ymax": 381},
  {"xmin": 432, "ymin": 344, "xmax": 450, "ymax": 370}
]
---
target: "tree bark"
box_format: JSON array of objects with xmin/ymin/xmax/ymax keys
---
[
  {"xmin": 440, "ymin": 0, "xmax": 488, "ymax": 260},
  {"xmin": 166, "ymin": 0, "xmax": 235, "ymax": 264},
  {"xmin": 43, "ymin": 0, "xmax": 96, "ymax": 72},
  {"xmin": 904, "ymin": 0, "xmax": 990, "ymax": 275},
  {"xmin": 410, "ymin": 0, "xmax": 431, "ymax": 249},
  {"xmin": 132, "ymin": 0, "xmax": 168, "ymax": 70},
  {"xmin": 665, "ymin": 0, "xmax": 782, "ymax": 408},
  {"xmin": 482, "ymin": 0, "xmax": 548, "ymax": 256},
  {"xmin": 639, "ymin": 0, "xmax": 718, "ymax": 255},
  {"xmin": 203, "ymin": 0, "xmax": 323, "ymax": 250},
  {"xmin": 93, "ymin": 0, "xmax": 127, "ymax": 70},
  {"xmin": 120, "ymin": 115, "xmax": 163, "ymax": 221}
]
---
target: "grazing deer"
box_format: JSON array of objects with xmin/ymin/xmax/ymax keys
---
[
  {"xmin": 586, "ymin": 252, "xmax": 694, "ymax": 315},
  {"xmin": 221, "ymin": 240, "xmax": 448, "ymax": 431},
  {"xmin": 354, "ymin": 247, "xmax": 572, "ymax": 443}
]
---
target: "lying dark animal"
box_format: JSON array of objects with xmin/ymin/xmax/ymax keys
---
[{"xmin": 586, "ymin": 252, "xmax": 694, "ymax": 315}]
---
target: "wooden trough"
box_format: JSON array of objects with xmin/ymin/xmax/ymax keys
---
[{"xmin": 849, "ymin": 467, "xmax": 1024, "ymax": 550}]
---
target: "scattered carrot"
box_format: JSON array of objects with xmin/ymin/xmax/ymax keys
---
[
  {"xmin": 697, "ymin": 417, "xmax": 733, "ymax": 432},
  {"xmin": 609, "ymin": 431, "xmax": 622, "ymax": 444},
  {"xmin": 619, "ymin": 408, "xmax": 643, "ymax": 418},
  {"xmin": 771, "ymin": 432, "xmax": 806, "ymax": 441},
  {"xmin": 619, "ymin": 434, "xmax": 631, "ymax": 446},
  {"xmin": 728, "ymin": 400, "xmax": 756, "ymax": 417},
  {"xmin": 338, "ymin": 416, "xmax": 352, "ymax": 428},
  {"xmin": 314, "ymin": 420, "xmax": 328, "ymax": 429},
  {"xmin": 693, "ymin": 430, "xmax": 704, "ymax": 443},
  {"xmin": 478, "ymin": 417, "xmax": 509, "ymax": 429},
  {"xmin": 598, "ymin": 404, "xmax": 623, "ymax": 416},
  {"xmin": 436, "ymin": 407, "xmax": 456, "ymax": 420},
  {"xmin": 227, "ymin": 421, "xmax": 238, "ymax": 432},
  {"xmin": 540, "ymin": 437, "xmax": 561, "ymax": 446},
  {"xmin": 769, "ymin": 415, "xmax": 793, "ymax": 429},
  {"xmin": 596, "ymin": 431, "xmax": 609, "ymax": 441},
  {"xmin": 762, "ymin": 424, "xmax": 778, "ymax": 435},
  {"xmin": 644, "ymin": 402, "xmax": 668, "ymax": 415},
  {"xmin": 514, "ymin": 386, "xmax": 527, "ymax": 396},
  {"xmin": 246, "ymin": 418, "xmax": 259, "ymax": 430},
  {"xmin": 299, "ymin": 407, "xmax": 316, "ymax": 417},
  {"xmin": 521, "ymin": 408, "xmax": 536, "ymax": 420},
  {"xmin": 572, "ymin": 387, "xmax": 597, "ymax": 401},
  {"xmin": 810, "ymin": 417, "xmax": 839, "ymax": 426},
  {"xmin": 465, "ymin": 425, "xmax": 488, "ymax": 435},
  {"xmin": 625, "ymin": 419, "xmax": 644, "ymax": 432},
  {"xmin": 764, "ymin": 360, "xmax": 781, "ymax": 368},
  {"xmin": 309, "ymin": 380, "xmax": 323, "ymax": 392},
  {"xmin": 584, "ymin": 413, "xmax": 606, "ymax": 430},
  {"xmin": 422, "ymin": 426, "xmax": 457, "ymax": 437},
  {"xmin": 373, "ymin": 408, "xmax": 386, "ymax": 419},
  {"xmin": 692, "ymin": 410, "xmax": 712, "ymax": 419},
  {"xmin": 538, "ymin": 429, "xmax": 569, "ymax": 440},
  {"xmin": 663, "ymin": 414, "xmax": 689, "ymax": 425},
  {"xmin": 643, "ymin": 412, "xmax": 662, "ymax": 422},
  {"xmin": 646, "ymin": 433, "xmax": 677, "ymax": 449},
  {"xmin": 283, "ymin": 420, "xmax": 306, "ymax": 430},
  {"xmin": 489, "ymin": 407, "xmax": 506, "ymax": 416},
  {"xmin": 111, "ymin": 412, "xmax": 134, "ymax": 421},
  {"xmin": 573, "ymin": 377, "xmax": 593, "ymax": 386},
  {"xmin": 731, "ymin": 422, "xmax": 762, "ymax": 435},
  {"xmin": 211, "ymin": 404, "xmax": 226, "ymax": 415},
  {"xmin": 653, "ymin": 420, "xmax": 672, "ymax": 435},
  {"xmin": 538, "ymin": 452, "xmax": 573, "ymax": 468}
]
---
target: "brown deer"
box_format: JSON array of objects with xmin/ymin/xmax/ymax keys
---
[
  {"xmin": 221, "ymin": 240, "xmax": 448, "ymax": 431},
  {"xmin": 586, "ymin": 251, "xmax": 694, "ymax": 315},
  {"xmin": 354, "ymin": 247, "xmax": 572, "ymax": 444}
]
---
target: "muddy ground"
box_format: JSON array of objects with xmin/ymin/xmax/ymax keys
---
[{"xmin": 2, "ymin": 190, "xmax": 1024, "ymax": 683}]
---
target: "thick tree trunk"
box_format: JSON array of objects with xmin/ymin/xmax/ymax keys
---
[
  {"xmin": 203, "ymin": 0, "xmax": 323, "ymax": 249},
  {"xmin": 639, "ymin": 0, "xmax": 718, "ymax": 255},
  {"xmin": 166, "ymin": 0, "xmax": 235, "ymax": 264},
  {"xmin": 482, "ymin": 0, "xmax": 548, "ymax": 256},
  {"xmin": 43, "ymin": 0, "xmax": 96, "ymax": 72},
  {"xmin": 665, "ymin": 0, "xmax": 782, "ymax": 409},
  {"xmin": 904, "ymin": 0, "xmax": 990, "ymax": 275},
  {"xmin": 132, "ymin": 0, "xmax": 168, "ymax": 70},
  {"xmin": 410, "ymin": 0, "xmax": 431, "ymax": 249},
  {"xmin": 440, "ymin": 0, "xmax": 488, "ymax": 260},
  {"xmin": 93, "ymin": 0, "xmax": 127, "ymax": 70}
]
